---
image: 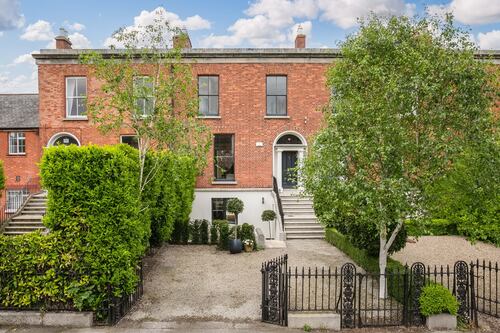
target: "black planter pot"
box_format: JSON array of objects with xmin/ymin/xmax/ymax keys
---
[{"xmin": 229, "ymin": 239, "xmax": 243, "ymax": 254}]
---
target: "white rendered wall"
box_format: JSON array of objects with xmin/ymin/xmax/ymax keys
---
[{"xmin": 190, "ymin": 188, "xmax": 281, "ymax": 239}]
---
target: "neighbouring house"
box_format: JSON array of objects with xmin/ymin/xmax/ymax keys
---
[
  {"xmin": 2, "ymin": 30, "xmax": 498, "ymax": 240},
  {"xmin": 0, "ymin": 94, "xmax": 41, "ymax": 211}
]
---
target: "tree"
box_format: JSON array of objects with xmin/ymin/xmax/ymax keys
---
[
  {"xmin": 303, "ymin": 15, "xmax": 495, "ymax": 298},
  {"xmin": 227, "ymin": 198, "xmax": 244, "ymax": 226},
  {"xmin": 80, "ymin": 12, "xmax": 211, "ymax": 198}
]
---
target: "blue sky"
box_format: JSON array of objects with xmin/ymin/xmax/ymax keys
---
[{"xmin": 1, "ymin": 0, "xmax": 499, "ymax": 93}]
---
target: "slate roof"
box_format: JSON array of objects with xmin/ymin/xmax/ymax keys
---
[{"xmin": 0, "ymin": 94, "xmax": 39, "ymax": 129}]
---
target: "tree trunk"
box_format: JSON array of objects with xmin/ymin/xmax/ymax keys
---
[{"xmin": 379, "ymin": 245, "xmax": 388, "ymax": 299}]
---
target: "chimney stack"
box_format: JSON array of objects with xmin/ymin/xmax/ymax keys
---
[
  {"xmin": 295, "ymin": 25, "xmax": 306, "ymax": 49},
  {"xmin": 55, "ymin": 28, "xmax": 72, "ymax": 49},
  {"xmin": 173, "ymin": 28, "xmax": 192, "ymax": 49}
]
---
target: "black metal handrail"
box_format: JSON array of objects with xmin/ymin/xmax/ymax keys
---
[{"xmin": 272, "ymin": 176, "xmax": 285, "ymax": 230}]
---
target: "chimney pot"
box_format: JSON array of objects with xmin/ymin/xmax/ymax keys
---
[{"xmin": 55, "ymin": 28, "xmax": 72, "ymax": 49}]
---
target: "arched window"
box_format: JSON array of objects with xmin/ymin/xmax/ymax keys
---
[
  {"xmin": 47, "ymin": 132, "xmax": 80, "ymax": 147},
  {"xmin": 276, "ymin": 134, "xmax": 302, "ymax": 145}
]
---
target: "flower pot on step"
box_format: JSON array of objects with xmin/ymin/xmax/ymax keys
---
[{"xmin": 244, "ymin": 244, "xmax": 253, "ymax": 252}]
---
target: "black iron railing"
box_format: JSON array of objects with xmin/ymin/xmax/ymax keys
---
[
  {"xmin": 261, "ymin": 254, "xmax": 288, "ymax": 326},
  {"xmin": 263, "ymin": 257, "xmax": 499, "ymax": 328},
  {"xmin": 0, "ymin": 177, "xmax": 41, "ymax": 227},
  {"xmin": 272, "ymin": 177, "xmax": 284, "ymax": 230}
]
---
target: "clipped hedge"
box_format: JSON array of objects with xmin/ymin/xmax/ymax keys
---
[
  {"xmin": 145, "ymin": 152, "xmax": 196, "ymax": 246},
  {"xmin": 325, "ymin": 227, "xmax": 406, "ymax": 302},
  {"xmin": 420, "ymin": 284, "xmax": 459, "ymax": 316}
]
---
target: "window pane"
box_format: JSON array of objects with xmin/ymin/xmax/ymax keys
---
[
  {"xmin": 18, "ymin": 134, "xmax": 25, "ymax": 153},
  {"xmin": 66, "ymin": 78, "xmax": 77, "ymax": 98},
  {"xmin": 199, "ymin": 96, "xmax": 208, "ymax": 115},
  {"xmin": 198, "ymin": 76, "xmax": 209, "ymax": 95},
  {"xmin": 76, "ymin": 78, "xmax": 86, "ymax": 97},
  {"xmin": 9, "ymin": 133, "xmax": 16, "ymax": 154},
  {"xmin": 77, "ymin": 98, "xmax": 86, "ymax": 116},
  {"xmin": 121, "ymin": 136, "xmax": 139, "ymax": 149},
  {"xmin": 276, "ymin": 76, "xmax": 286, "ymax": 94},
  {"xmin": 144, "ymin": 98, "xmax": 154, "ymax": 115},
  {"xmin": 214, "ymin": 134, "xmax": 234, "ymax": 181},
  {"xmin": 209, "ymin": 96, "xmax": 218, "ymax": 115},
  {"xmin": 276, "ymin": 95, "xmax": 286, "ymax": 115},
  {"xmin": 267, "ymin": 96, "xmax": 276, "ymax": 115},
  {"xmin": 209, "ymin": 76, "xmax": 218, "ymax": 95},
  {"xmin": 67, "ymin": 98, "xmax": 78, "ymax": 116},
  {"xmin": 267, "ymin": 76, "xmax": 276, "ymax": 95}
]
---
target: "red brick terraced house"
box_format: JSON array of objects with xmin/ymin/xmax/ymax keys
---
[{"xmin": 2, "ymin": 31, "xmax": 499, "ymax": 240}]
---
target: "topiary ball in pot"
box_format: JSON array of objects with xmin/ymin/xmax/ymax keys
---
[
  {"xmin": 419, "ymin": 284, "xmax": 459, "ymax": 330},
  {"xmin": 261, "ymin": 210, "xmax": 277, "ymax": 239}
]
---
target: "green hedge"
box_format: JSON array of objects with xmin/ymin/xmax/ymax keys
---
[
  {"xmin": 144, "ymin": 152, "xmax": 196, "ymax": 246},
  {"xmin": 405, "ymin": 219, "xmax": 458, "ymax": 237},
  {"xmin": 325, "ymin": 227, "xmax": 406, "ymax": 301},
  {"xmin": 0, "ymin": 144, "xmax": 197, "ymax": 314},
  {"xmin": 419, "ymin": 284, "xmax": 459, "ymax": 316}
]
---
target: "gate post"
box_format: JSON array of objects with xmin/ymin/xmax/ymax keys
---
[
  {"xmin": 454, "ymin": 261, "xmax": 470, "ymax": 323},
  {"xmin": 340, "ymin": 263, "xmax": 356, "ymax": 328},
  {"xmin": 410, "ymin": 262, "xmax": 425, "ymax": 326},
  {"xmin": 402, "ymin": 265, "xmax": 409, "ymax": 326}
]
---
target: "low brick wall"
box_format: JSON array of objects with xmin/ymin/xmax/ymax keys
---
[{"xmin": 0, "ymin": 311, "xmax": 93, "ymax": 327}]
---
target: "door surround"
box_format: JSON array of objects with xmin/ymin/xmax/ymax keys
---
[{"xmin": 273, "ymin": 131, "xmax": 307, "ymax": 192}]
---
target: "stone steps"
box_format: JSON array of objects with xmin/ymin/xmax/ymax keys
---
[
  {"xmin": 3, "ymin": 192, "xmax": 48, "ymax": 236},
  {"xmin": 281, "ymin": 194, "xmax": 323, "ymax": 240}
]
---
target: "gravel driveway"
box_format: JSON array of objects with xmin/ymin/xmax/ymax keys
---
[{"xmin": 124, "ymin": 240, "xmax": 355, "ymax": 324}]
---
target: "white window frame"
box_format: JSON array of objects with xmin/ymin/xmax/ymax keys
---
[
  {"xmin": 66, "ymin": 77, "xmax": 87, "ymax": 119},
  {"xmin": 8, "ymin": 132, "xmax": 25, "ymax": 155},
  {"xmin": 133, "ymin": 76, "xmax": 154, "ymax": 117}
]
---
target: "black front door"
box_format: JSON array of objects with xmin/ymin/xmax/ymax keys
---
[{"xmin": 282, "ymin": 151, "xmax": 298, "ymax": 189}]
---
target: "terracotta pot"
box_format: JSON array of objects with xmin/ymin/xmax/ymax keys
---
[{"xmin": 244, "ymin": 244, "xmax": 253, "ymax": 252}]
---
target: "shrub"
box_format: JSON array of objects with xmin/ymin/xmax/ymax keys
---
[
  {"xmin": 405, "ymin": 219, "xmax": 458, "ymax": 237},
  {"xmin": 0, "ymin": 159, "xmax": 5, "ymax": 193},
  {"xmin": 261, "ymin": 210, "xmax": 276, "ymax": 222},
  {"xmin": 200, "ymin": 220, "xmax": 209, "ymax": 244},
  {"xmin": 190, "ymin": 220, "xmax": 201, "ymax": 244},
  {"xmin": 171, "ymin": 219, "xmax": 189, "ymax": 244},
  {"xmin": 227, "ymin": 198, "xmax": 244, "ymax": 225},
  {"xmin": 210, "ymin": 222, "xmax": 218, "ymax": 244},
  {"xmin": 239, "ymin": 223, "xmax": 257, "ymax": 250},
  {"xmin": 419, "ymin": 284, "xmax": 459, "ymax": 317},
  {"xmin": 215, "ymin": 220, "xmax": 230, "ymax": 250},
  {"xmin": 325, "ymin": 227, "xmax": 406, "ymax": 302}
]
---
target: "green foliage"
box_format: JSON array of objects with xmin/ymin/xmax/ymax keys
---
[
  {"xmin": 261, "ymin": 210, "xmax": 277, "ymax": 222},
  {"xmin": 238, "ymin": 223, "xmax": 257, "ymax": 251},
  {"xmin": 405, "ymin": 219, "xmax": 458, "ymax": 237},
  {"xmin": 144, "ymin": 152, "xmax": 196, "ymax": 246},
  {"xmin": 200, "ymin": 220, "xmax": 209, "ymax": 245},
  {"xmin": 227, "ymin": 198, "xmax": 244, "ymax": 225},
  {"xmin": 304, "ymin": 15, "xmax": 495, "ymax": 271},
  {"xmin": 0, "ymin": 145, "xmax": 144, "ymax": 311},
  {"xmin": 190, "ymin": 220, "xmax": 201, "ymax": 244},
  {"xmin": 0, "ymin": 160, "xmax": 5, "ymax": 193},
  {"xmin": 171, "ymin": 219, "xmax": 189, "ymax": 244},
  {"xmin": 325, "ymin": 228, "xmax": 406, "ymax": 302},
  {"xmin": 420, "ymin": 284, "xmax": 459, "ymax": 316},
  {"xmin": 210, "ymin": 222, "xmax": 218, "ymax": 244},
  {"xmin": 425, "ymin": 142, "xmax": 500, "ymax": 246},
  {"xmin": 214, "ymin": 220, "xmax": 230, "ymax": 250},
  {"xmin": 303, "ymin": 324, "xmax": 312, "ymax": 332}
]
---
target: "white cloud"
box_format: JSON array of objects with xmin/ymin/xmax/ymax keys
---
[
  {"xmin": 68, "ymin": 22, "xmax": 85, "ymax": 31},
  {"xmin": 317, "ymin": 0, "xmax": 416, "ymax": 29},
  {"xmin": 0, "ymin": 70, "xmax": 38, "ymax": 93},
  {"xmin": 45, "ymin": 32, "xmax": 92, "ymax": 49},
  {"xmin": 105, "ymin": 7, "xmax": 211, "ymax": 48},
  {"xmin": 288, "ymin": 21, "xmax": 312, "ymax": 42},
  {"xmin": 20, "ymin": 20, "xmax": 53, "ymax": 41},
  {"xmin": 477, "ymin": 30, "xmax": 500, "ymax": 49},
  {"xmin": 0, "ymin": 31, "xmax": 3, "ymax": 37},
  {"xmin": 427, "ymin": 0, "xmax": 500, "ymax": 25},
  {"xmin": 201, "ymin": 0, "xmax": 417, "ymax": 47},
  {"xmin": 0, "ymin": 0, "xmax": 25, "ymax": 31},
  {"xmin": 12, "ymin": 53, "xmax": 34, "ymax": 65}
]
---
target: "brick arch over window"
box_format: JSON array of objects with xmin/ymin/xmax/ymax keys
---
[{"xmin": 47, "ymin": 132, "xmax": 81, "ymax": 147}]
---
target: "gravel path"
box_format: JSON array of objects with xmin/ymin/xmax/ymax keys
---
[
  {"xmin": 392, "ymin": 236, "xmax": 500, "ymax": 267},
  {"xmin": 124, "ymin": 239, "xmax": 355, "ymax": 323}
]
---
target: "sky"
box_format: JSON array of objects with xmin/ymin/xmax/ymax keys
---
[{"xmin": 0, "ymin": 0, "xmax": 499, "ymax": 94}]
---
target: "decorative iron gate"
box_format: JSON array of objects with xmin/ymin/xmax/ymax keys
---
[
  {"xmin": 261, "ymin": 257, "xmax": 492, "ymax": 328},
  {"xmin": 261, "ymin": 254, "xmax": 288, "ymax": 326}
]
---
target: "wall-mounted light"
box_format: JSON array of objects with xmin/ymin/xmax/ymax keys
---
[
  {"xmin": 15, "ymin": 176, "xmax": 20, "ymax": 182},
  {"xmin": 262, "ymin": 197, "xmax": 265, "ymax": 204}
]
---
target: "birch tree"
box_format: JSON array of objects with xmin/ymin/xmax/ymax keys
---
[
  {"xmin": 303, "ymin": 15, "xmax": 495, "ymax": 298},
  {"xmin": 81, "ymin": 14, "xmax": 210, "ymax": 198}
]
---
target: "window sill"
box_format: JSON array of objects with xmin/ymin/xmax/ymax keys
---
[
  {"xmin": 197, "ymin": 116, "xmax": 221, "ymax": 119},
  {"xmin": 64, "ymin": 117, "xmax": 88, "ymax": 121},
  {"xmin": 7, "ymin": 153, "xmax": 26, "ymax": 157},
  {"xmin": 211, "ymin": 180, "xmax": 238, "ymax": 185},
  {"xmin": 264, "ymin": 115, "xmax": 290, "ymax": 119}
]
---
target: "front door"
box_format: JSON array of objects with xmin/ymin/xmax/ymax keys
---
[{"xmin": 282, "ymin": 151, "xmax": 298, "ymax": 189}]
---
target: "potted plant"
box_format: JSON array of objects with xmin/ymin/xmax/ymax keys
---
[
  {"xmin": 227, "ymin": 198, "xmax": 244, "ymax": 253},
  {"xmin": 243, "ymin": 239, "xmax": 254, "ymax": 252},
  {"xmin": 261, "ymin": 210, "xmax": 277, "ymax": 240},
  {"xmin": 419, "ymin": 284, "xmax": 459, "ymax": 330}
]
